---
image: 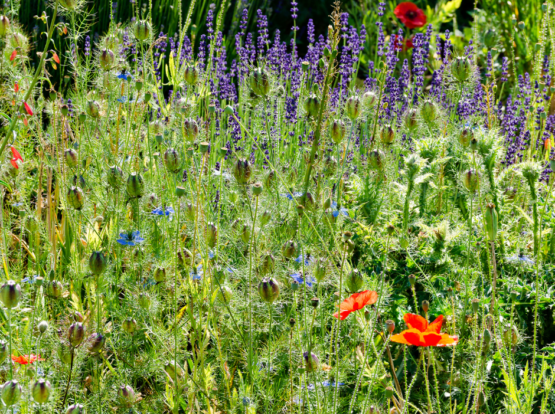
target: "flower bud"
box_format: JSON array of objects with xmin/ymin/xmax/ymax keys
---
[
  {"xmin": 368, "ymin": 149, "xmax": 385, "ymax": 170},
  {"xmin": 477, "ymin": 390, "xmax": 486, "ymax": 407},
  {"xmin": 107, "ymin": 165, "xmax": 124, "ymax": 189},
  {"xmin": 458, "ymin": 128, "xmax": 472, "ymax": 147},
  {"xmin": 122, "ymin": 317, "xmax": 137, "ymax": 334},
  {"xmin": 362, "ymin": 90, "xmax": 377, "ymax": 108},
  {"xmin": 89, "ymin": 251, "xmax": 107, "ymax": 276},
  {"xmin": 282, "ymin": 240, "xmax": 298, "ymax": 259},
  {"xmin": 303, "ymin": 351, "xmax": 319, "ymax": 372},
  {"xmin": 408, "ymin": 274, "xmax": 416, "ymax": 287},
  {"xmin": 68, "ymin": 322, "xmax": 85, "ymax": 347},
  {"xmin": 127, "ymin": 173, "xmax": 144, "ymax": 198},
  {"xmin": 482, "ymin": 328, "xmax": 492, "ymax": 353},
  {"xmin": 153, "ymin": 267, "xmax": 166, "ymax": 283},
  {"xmin": 345, "ymin": 96, "xmax": 362, "ymax": 120},
  {"xmin": 217, "ymin": 286, "xmax": 233, "ymax": 304},
  {"xmin": 471, "ymin": 298, "xmax": 480, "ymax": 313},
  {"xmin": 164, "ymin": 361, "xmax": 184, "ymax": 380},
  {"xmin": 38, "ymin": 321, "xmax": 48, "ymax": 334},
  {"xmin": 422, "ymin": 300, "xmax": 429, "ymax": 313},
  {"xmin": 86, "ymin": 100, "xmax": 101, "ymax": 118},
  {"xmin": 100, "ymin": 49, "xmax": 115, "ymax": 70},
  {"xmin": 164, "ymin": 148, "xmax": 181, "ymax": 173},
  {"xmin": 462, "ymin": 169, "xmax": 479, "ymax": 192},
  {"xmin": 419, "ymin": 100, "xmax": 437, "ymax": 123},
  {"xmin": 134, "ymin": 20, "xmax": 151, "ymax": 41},
  {"xmin": 233, "ymin": 159, "xmax": 251, "ymax": 185},
  {"xmin": 249, "ymin": 68, "xmax": 270, "ymax": 97},
  {"xmin": 240, "ymin": 224, "xmax": 251, "ymax": 244},
  {"xmin": 258, "ymin": 277, "xmax": 280, "ymax": 303},
  {"xmin": 1, "ymin": 380, "xmax": 22, "ymax": 406},
  {"xmin": 451, "ymin": 56, "xmax": 472, "ymax": 83},
  {"xmin": 304, "ymin": 94, "xmax": 320, "ymax": 118},
  {"xmin": 31, "ymin": 378, "xmax": 51, "ymax": 404},
  {"xmin": 380, "ymin": 125, "xmax": 395, "ymax": 144},
  {"xmin": 87, "ymin": 333, "xmax": 106, "ymax": 354},
  {"xmin": 345, "ymin": 269, "xmax": 364, "ymax": 293},
  {"xmin": 0, "ymin": 16, "xmax": 10, "ymax": 37},
  {"xmin": 67, "ymin": 186, "xmax": 84, "ymax": 210},
  {"xmin": 385, "ymin": 320, "xmax": 395, "ymax": 333},
  {"xmin": 404, "ymin": 108, "xmax": 418, "ymax": 131},
  {"xmin": 64, "ymin": 148, "xmax": 78, "ymax": 168},
  {"xmin": 313, "ymin": 258, "xmax": 327, "ymax": 282},
  {"xmin": 0, "ymin": 280, "xmax": 21, "ymax": 309},
  {"xmin": 65, "ymin": 404, "xmax": 85, "ymax": 414},
  {"xmin": 118, "ymin": 385, "xmax": 136, "ymax": 407},
  {"xmin": 330, "ymin": 119, "xmax": 346, "ymax": 144},
  {"xmin": 485, "ymin": 203, "xmax": 498, "ymax": 242},
  {"xmin": 259, "ymin": 253, "xmax": 276, "ymax": 276},
  {"xmin": 184, "ymin": 65, "xmax": 199, "ymax": 85},
  {"xmin": 483, "ymin": 29, "xmax": 496, "ymax": 48}
]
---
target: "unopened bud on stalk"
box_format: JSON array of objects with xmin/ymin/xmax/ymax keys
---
[
  {"xmin": 330, "ymin": 119, "xmax": 346, "ymax": 144},
  {"xmin": 163, "ymin": 148, "xmax": 180, "ymax": 173},
  {"xmin": 259, "ymin": 254, "xmax": 276, "ymax": 275},
  {"xmin": 64, "ymin": 148, "xmax": 78, "ymax": 168},
  {"xmin": 184, "ymin": 65, "xmax": 199, "ymax": 85},
  {"xmin": 384, "ymin": 386, "xmax": 394, "ymax": 399},
  {"xmin": 164, "ymin": 361, "xmax": 184, "ymax": 380},
  {"xmin": 0, "ymin": 16, "xmax": 10, "ymax": 37},
  {"xmin": 470, "ymin": 138, "xmax": 478, "ymax": 151},
  {"xmin": 380, "ymin": 125, "xmax": 395, "ymax": 144},
  {"xmin": 65, "ymin": 404, "xmax": 85, "ymax": 414},
  {"xmin": 404, "ymin": 108, "xmax": 418, "ymax": 131},
  {"xmin": 217, "ymin": 286, "xmax": 233, "ymax": 304},
  {"xmin": 386, "ymin": 224, "xmax": 395, "ymax": 236},
  {"xmin": 303, "ymin": 352, "xmax": 319, "ymax": 372},
  {"xmin": 87, "ymin": 333, "xmax": 106, "ymax": 354},
  {"xmin": 420, "ymin": 100, "xmax": 437, "ymax": 123},
  {"xmin": 249, "ymin": 68, "xmax": 270, "ymax": 97},
  {"xmin": 1, "ymin": 380, "xmax": 22, "ymax": 406},
  {"xmin": 50, "ymin": 281, "xmax": 63, "ymax": 298},
  {"xmin": 408, "ymin": 274, "xmax": 416, "ymax": 287},
  {"xmin": 206, "ymin": 222, "xmax": 217, "ymax": 248},
  {"xmin": 258, "ymin": 278, "xmax": 280, "ymax": 303},
  {"xmin": 345, "ymin": 96, "xmax": 362, "ymax": 120},
  {"xmin": 282, "ymin": 240, "xmax": 298, "ymax": 259},
  {"xmin": 385, "ymin": 320, "xmax": 395, "ymax": 333},
  {"xmin": 86, "ymin": 100, "xmax": 101, "ymax": 118},
  {"xmin": 38, "ymin": 320, "xmax": 48, "ymax": 334},
  {"xmin": 314, "ymin": 258, "xmax": 327, "ymax": 282},
  {"xmin": 126, "ymin": 173, "xmax": 144, "ymax": 198},
  {"xmin": 459, "ymin": 128, "xmax": 472, "ymax": 147},
  {"xmin": 485, "ymin": 203, "xmax": 498, "ymax": 241},
  {"xmin": 107, "ymin": 165, "xmax": 124, "ymax": 189},
  {"xmin": 68, "ymin": 322, "xmax": 85, "ymax": 347},
  {"xmin": 100, "ymin": 49, "xmax": 115, "ymax": 70},
  {"xmin": 0, "ymin": 280, "xmax": 21, "ymax": 309},
  {"xmin": 233, "ymin": 159, "xmax": 251, "ymax": 184},
  {"xmin": 138, "ymin": 293, "xmax": 151, "ymax": 310},
  {"xmin": 122, "ymin": 317, "xmax": 138, "ymax": 334},
  {"xmin": 451, "ymin": 56, "xmax": 472, "ymax": 83},
  {"xmin": 73, "ymin": 311, "xmax": 84, "ymax": 322},
  {"xmin": 67, "ymin": 186, "xmax": 84, "ymax": 210},
  {"xmin": 368, "ymin": 149, "xmax": 385, "ymax": 170},
  {"xmin": 311, "ymin": 297, "xmax": 319, "ymax": 308},
  {"xmin": 118, "ymin": 385, "xmax": 136, "ymax": 407},
  {"xmin": 462, "ymin": 169, "xmax": 479, "ymax": 193},
  {"xmin": 260, "ymin": 210, "xmax": 272, "ymax": 226},
  {"xmin": 482, "ymin": 328, "xmax": 492, "ymax": 353},
  {"xmin": 252, "ymin": 182, "xmax": 263, "ymax": 196},
  {"xmin": 345, "ymin": 269, "xmax": 364, "ymax": 293},
  {"xmin": 89, "ymin": 251, "xmax": 107, "ymax": 276},
  {"xmin": 304, "ymin": 94, "xmax": 320, "ymax": 118},
  {"xmin": 240, "ymin": 225, "xmax": 251, "ymax": 244},
  {"xmin": 31, "ymin": 378, "xmax": 51, "ymax": 404},
  {"xmin": 134, "ymin": 20, "xmax": 151, "ymax": 41},
  {"xmin": 153, "ymin": 267, "xmax": 166, "ymax": 283},
  {"xmin": 362, "ymin": 90, "xmax": 377, "ymax": 108},
  {"xmin": 422, "ymin": 300, "xmax": 429, "ymax": 313}
]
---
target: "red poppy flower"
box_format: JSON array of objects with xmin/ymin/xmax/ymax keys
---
[
  {"xmin": 11, "ymin": 354, "xmax": 44, "ymax": 365},
  {"xmin": 23, "ymin": 102, "xmax": 33, "ymax": 116},
  {"xmin": 390, "ymin": 313, "xmax": 458, "ymax": 347},
  {"xmin": 394, "ymin": 2, "xmax": 427, "ymax": 29},
  {"xmin": 10, "ymin": 146, "xmax": 23, "ymax": 169},
  {"xmin": 14, "ymin": 82, "xmax": 19, "ymax": 93},
  {"xmin": 333, "ymin": 290, "xmax": 378, "ymax": 320},
  {"xmin": 9, "ymin": 50, "xmax": 17, "ymax": 61}
]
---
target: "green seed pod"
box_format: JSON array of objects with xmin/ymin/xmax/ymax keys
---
[
  {"xmin": 0, "ymin": 16, "xmax": 10, "ymax": 37},
  {"xmin": 303, "ymin": 351, "xmax": 319, "ymax": 372},
  {"xmin": 451, "ymin": 56, "xmax": 472, "ymax": 83},
  {"xmin": 408, "ymin": 274, "xmax": 416, "ymax": 287},
  {"xmin": 330, "ymin": 119, "xmax": 346, "ymax": 144},
  {"xmin": 65, "ymin": 404, "xmax": 85, "ymax": 414},
  {"xmin": 100, "ymin": 49, "xmax": 115, "ymax": 70},
  {"xmin": 304, "ymin": 94, "xmax": 320, "ymax": 118},
  {"xmin": 89, "ymin": 251, "xmax": 107, "ymax": 276},
  {"xmin": 134, "ymin": 20, "xmax": 151, "ymax": 41},
  {"xmin": 164, "ymin": 148, "xmax": 181, "ymax": 173},
  {"xmin": 313, "ymin": 258, "xmax": 327, "ymax": 282},
  {"xmin": 485, "ymin": 203, "xmax": 498, "ymax": 241},
  {"xmin": 86, "ymin": 100, "xmax": 101, "ymax": 118},
  {"xmin": 87, "ymin": 333, "xmax": 106, "ymax": 354},
  {"xmin": 138, "ymin": 293, "xmax": 151, "ymax": 310},
  {"xmin": 126, "ymin": 173, "xmax": 144, "ymax": 198},
  {"xmin": 50, "ymin": 281, "xmax": 63, "ymax": 298},
  {"xmin": 386, "ymin": 224, "xmax": 395, "ymax": 236},
  {"xmin": 258, "ymin": 277, "xmax": 280, "ymax": 303},
  {"xmin": 385, "ymin": 320, "xmax": 395, "ymax": 333},
  {"xmin": 249, "ymin": 68, "xmax": 271, "ymax": 97},
  {"xmin": 282, "ymin": 240, "xmax": 298, "ymax": 259},
  {"xmin": 252, "ymin": 182, "xmax": 263, "ymax": 196},
  {"xmin": 385, "ymin": 386, "xmax": 394, "ymax": 399},
  {"xmin": 368, "ymin": 149, "xmax": 385, "ymax": 170},
  {"xmin": 31, "ymin": 378, "xmax": 52, "ymax": 404},
  {"xmin": 118, "ymin": 385, "xmax": 136, "ymax": 407},
  {"xmin": 0, "ymin": 280, "xmax": 21, "ymax": 309},
  {"xmin": 184, "ymin": 65, "xmax": 199, "ymax": 85},
  {"xmin": 38, "ymin": 321, "xmax": 49, "ymax": 334},
  {"xmin": 206, "ymin": 222, "xmax": 218, "ymax": 248},
  {"xmin": 107, "ymin": 165, "xmax": 124, "ymax": 189},
  {"xmin": 462, "ymin": 169, "xmax": 480, "ymax": 193},
  {"xmin": 183, "ymin": 118, "xmax": 199, "ymax": 142},
  {"xmin": 459, "ymin": 128, "xmax": 472, "ymax": 147},
  {"xmin": 419, "ymin": 100, "xmax": 437, "ymax": 123},
  {"xmin": 404, "ymin": 108, "xmax": 418, "ymax": 132},
  {"xmin": 67, "ymin": 186, "xmax": 84, "ymax": 210},
  {"xmin": 1, "ymin": 380, "xmax": 22, "ymax": 406},
  {"xmin": 68, "ymin": 322, "xmax": 85, "ymax": 347},
  {"xmin": 217, "ymin": 286, "xmax": 233, "ymax": 304},
  {"xmin": 153, "ymin": 267, "xmax": 166, "ymax": 283},
  {"xmin": 122, "ymin": 317, "xmax": 138, "ymax": 334},
  {"xmin": 345, "ymin": 96, "xmax": 362, "ymax": 120},
  {"xmin": 345, "ymin": 269, "xmax": 364, "ymax": 293},
  {"xmin": 380, "ymin": 125, "xmax": 395, "ymax": 144},
  {"xmin": 362, "ymin": 90, "xmax": 377, "ymax": 108},
  {"xmin": 57, "ymin": 342, "xmax": 72, "ymax": 364},
  {"xmin": 482, "ymin": 328, "xmax": 492, "ymax": 353},
  {"xmin": 233, "ymin": 159, "xmax": 251, "ymax": 184},
  {"xmin": 64, "ymin": 148, "xmax": 78, "ymax": 168}
]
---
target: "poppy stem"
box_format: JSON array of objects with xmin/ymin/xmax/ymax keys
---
[
  {"xmin": 7, "ymin": 308, "xmax": 12, "ymax": 380},
  {"xmin": 386, "ymin": 344, "xmax": 404, "ymax": 402},
  {"xmin": 421, "ymin": 349, "xmax": 432, "ymax": 414}
]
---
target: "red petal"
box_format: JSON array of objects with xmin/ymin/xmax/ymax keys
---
[
  {"xmin": 9, "ymin": 50, "xmax": 16, "ymax": 61},
  {"xmin": 53, "ymin": 52, "xmax": 60, "ymax": 64},
  {"xmin": 402, "ymin": 329, "xmax": 426, "ymax": 346},
  {"xmin": 24, "ymin": 102, "xmax": 33, "ymax": 116},
  {"xmin": 422, "ymin": 332, "xmax": 442, "ymax": 347},
  {"xmin": 426, "ymin": 315, "xmax": 444, "ymax": 334},
  {"xmin": 11, "ymin": 146, "xmax": 22, "ymax": 161},
  {"xmin": 403, "ymin": 313, "xmax": 428, "ymax": 332},
  {"xmin": 333, "ymin": 309, "xmax": 353, "ymax": 320},
  {"xmin": 14, "ymin": 82, "xmax": 19, "ymax": 93}
]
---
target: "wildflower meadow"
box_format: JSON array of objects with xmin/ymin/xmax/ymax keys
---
[{"xmin": 0, "ymin": 0, "xmax": 554, "ymax": 413}]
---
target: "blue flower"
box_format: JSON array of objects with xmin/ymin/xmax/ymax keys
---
[
  {"xmin": 331, "ymin": 201, "xmax": 350, "ymax": 218},
  {"xmin": 22, "ymin": 275, "xmax": 39, "ymax": 284},
  {"xmin": 190, "ymin": 264, "xmax": 204, "ymax": 280},
  {"xmin": 507, "ymin": 254, "xmax": 535, "ymax": 265},
  {"xmin": 294, "ymin": 254, "xmax": 313, "ymax": 266},
  {"xmin": 152, "ymin": 206, "xmax": 175, "ymax": 218},
  {"xmin": 290, "ymin": 273, "xmax": 316, "ymax": 288},
  {"xmin": 241, "ymin": 397, "xmax": 252, "ymax": 407},
  {"xmin": 281, "ymin": 192, "xmax": 303, "ymax": 200},
  {"xmin": 117, "ymin": 231, "xmax": 145, "ymax": 246},
  {"xmin": 117, "ymin": 71, "xmax": 133, "ymax": 81},
  {"xmin": 321, "ymin": 380, "xmax": 344, "ymax": 388},
  {"xmin": 302, "ymin": 383, "xmax": 315, "ymax": 390}
]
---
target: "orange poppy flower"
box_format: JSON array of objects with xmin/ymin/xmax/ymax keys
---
[
  {"xmin": 390, "ymin": 313, "xmax": 458, "ymax": 347},
  {"xmin": 333, "ymin": 290, "xmax": 378, "ymax": 320},
  {"xmin": 11, "ymin": 354, "xmax": 44, "ymax": 365}
]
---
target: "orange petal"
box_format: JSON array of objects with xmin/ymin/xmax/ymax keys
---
[
  {"xmin": 426, "ymin": 315, "xmax": 444, "ymax": 334},
  {"xmin": 404, "ymin": 313, "xmax": 428, "ymax": 332},
  {"xmin": 422, "ymin": 332, "xmax": 442, "ymax": 347},
  {"xmin": 390, "ymin": 333, "xmax": 410, "ymax": 345},
  {"xmin": 437, "ymin": 334, "xmax": 458, "ymax": 347},
  {"xmin": 401, "ymin": 329, "xmax": 426, "ymax": 346}
]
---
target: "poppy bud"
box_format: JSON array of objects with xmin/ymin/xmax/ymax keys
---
[
  {"xmin": 451, "ymin": 56, "xmax": 472, "ymax": 83},
  {"xmin": 260, "ymin": 210, "xmax": 271, "ymax": 226},
  {"xmin": 134, "ymin": 20, "xmax": 151, "ymax": 41},
  {"xmin": 184, "ymin": 65, "xmax": 199, "ymax": 85},
  {"xmin": 420, "ymin": 100, "xmax": 437, "ymax": 123},
  {"xmin": 64, "ymin": 148, "xmax": 78, "ymax": 168},
  {"xmin": 482, "ymin": 328, "xmax": 492, "ymax": 353},
  {"xmin": 233, "ymin": 159, "xmax": 251, "ymax": 185},
  {"xmin": 183, "ymin": 118, "xmax": 199, "ymax": 142},
  {"xmin": 107, "ymin": 165, "xmax": 124, "ymax": 189},
  {"xmin": 138, "ymin": 293, "xmax": 151, "ymax": 310},
  {"xmin": 127, "ymin": 173, "xmax": 144, "ymax": 198},
  {"xmin": 31, "ymin": 378, "xmax": 51, "ymax": 404},
  {"xmin": 0, "ymin": 16, "xmax": 9, "ymax": 37},
  {"xmin": 471, "ymin": 298, "xmax": 480, "ymax": 313},
  {"xmin": 259, "ymin": 253, "xmax": 276, "ymax": 276},
  {"xmin": 303, "ymin": 351, "xmax": 319, "ymax": 372},
  {"xmin": 100, "ymin": 49, "xmax": 115, "ymax": 70},
  {"xmin": 462, "ymin": 169, "xmax": 479, "ymax": 193},
  {"xmin": 304, "ymin": 94, "xmax": 320, "ymax": 118},
  {"xmin": 485, "ymin": 203, "xmax": 498, "ymax": 242},
  {"xmin": 38, "ymin": 320, "xmax": 48, "ymax": 334},
  {"xmin": 313, "ymin": 258, "xmax": 327, "ymax": 282},
  {"xmin": 330, "ymin": 119, "xmax": 346, "ymax": 144},
  {"xmin": 311, "ymin": 297, "xmax": 319, "ymax": 308},
  {"xmin": 368, "ymin": 149, "xmax": 385, "ymax": 170},
  {"xmin": 164, "ymin": 148, "xmax": 181, "ymax": 173},
  {"xmin": 459, "ymin": 128, "xmax": 472, "ymax": 147},
  {"xmin": 0, "ymin": 280, "xmax": 21, "ymax": 309},
  {"xmin": 122, "ymin": 317, "xmax": 137, "ymax": 334},
  {"xmin": 384, "ymin": 386, "xmax": 394, "ymax": 399},
  {"xmin": 282, "ymin": 240, "xmax": 297, "ymax": 259},
  {"xmin": 345, "ymin": 96, "xmax": 362, "ymax": 120},
  {"xmin": 380, "ymin": 125, "xmax": 395, "ymax": 144},
  {"xmin": 50, "ymin": 280, "xmax": 63, "ymax": 298},
  {"xmin": 249, "ymin": 68, "xmax": 270, "ymax": 97},
  {"xmin": 362, "ymin": 90, "xmax": 377, "ymax": 108},
  {"xmin": 67, "ymin": 186, "xmax": 84, "ymax": 210},
  {"xmin": 118, "ymin": 385, "xmax": 136, "ymax": 407},
  {"xmin": 258, "ymin": 277, "xmax": 280, "ymax": 303},
  {"xmin": 89, "ymin": 251, "xmax": 107, "ymax": 276},
  {"xmin": 1, "ymin": 380, "xmax": 22, "ymax": 406},
  {"xmin": 65, "ymin": 404, "xmax": 85, "ymax": 414},
  {"xmin": 86, "ymin": 100, "xmax": 101, "ymax": 118},
  {"xmin": 87, "ymin": 333, "xmax": 106, "ymax": 354},
  {"xmin": 217, "ymin": 286, "xmax": 233, "ymax": 304},
  {"xmin": 404, "ymin": 108, "xmax": 418, "ymax": 131},
  {"xmin": 477, "ymin": 390, "xmax": 486, "ymax": 407},
  {"xmin": 345, "ymin": 269, "xmax": 364, "ymax": 293},
  {"xmin": 68, "ymin": 322, "xmax": 85, "ymax": 347},
  {"xmin": 153, "ymin": 267, "xmax": 166, "ymax": 283},
  {"xmin": 408, "ymin": 274, "xmax": 416, "ymax": 287},
  {"xmin": 422, "ymin": 300, "xmax": 429, "ymax": 313},
  {"xmin": 385, "ymin": 320, "xmax": 395, "ymax": 333}
]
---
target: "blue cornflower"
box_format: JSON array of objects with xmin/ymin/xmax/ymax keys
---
[
  {"xmin": 506, "ymin": 254, "xmax": 535, "ymax": 265},
  {"xmin": 117, "ymin": 231, "xmax": 145, "ymax": 246},
  {"xmin": 290, "ymin": 273, "xmax": 316, "ymax": 288},
  {"xmin": 294, "ymin": 254, "xmax": 313, "ymax": 266},
  {"xmin": 321, "ymin": 380, "xmax": 345, "ymax": 388},
  {"xmin": 190, "ymin": 264, "xmax": 203, "ymax": 280},
  {"xmin": 152, "ymin": 206, "xmax": 174, "ymax": 218},
  {"xmin": 331, "ymin": 201, "xmax": 350, "ymax": 218},
  {"xmin": 117, "ymin": 71, "xmax": 133, "ymax": 81},
  {"xmin": 22, "ymin": 275, "xmax": 39, "ymax": 284},
  {"xmin": 281, "ymin": 191, "xmax": 303, "ymax": 200}
]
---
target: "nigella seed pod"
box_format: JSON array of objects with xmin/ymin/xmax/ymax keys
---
[
  {"xmin": 122, "ymin": 317, "xmax": 138, "ymax": 334},
  {"xmin": 233, "ymin": 159, "xmax": 251, "ymax": 185},
  {"xmin": 459, "ymin": 128, "xmax": 472, "ymax": 147},
  {"xmin": 462, "ymin": 169, "xmax": 480, "ymax": 193},
  {"xmin": 64, "ymin": 148, "xmax": 78, "ymax": 168},
  {"xmin": 368, "ymin": 149, "xmax": 385, "ymax": 170},
  {"xmin": 118, "ymin": 385, "xmax": 136, "ymax": 407},
  {"xmin": 313, "ymin": 258, "xmax": 327, "ymax": 282},
  {"xmin": 303, "ymin": 352, "xmax": 319, "ymax": 372},
  {"xmin": 89, "ymin": 251, "xmax": 107, "ymax": 276},
  {"xmin": 485, "ymin": 203, "xmax": 498, "ymax": 241},
  {"xmin": 50, "ymin": 281, "xmax": 63, "ymax": 298},
  {"xmin": 134, "ymin": 20, "xmax": 151, "ymax": 41},
  {"xmin": 362, "ymin": 90, "xmax": 377, "ymax": 108},
  {"xmin": 38, "ymin": 321, "xmax": 49, "ymax": 334},
  {"xmin": 258, "ymin": 277, "xmax": 280, "ymax": 303},
  {"xmin": 65, "ymin": 404, "xmax": 85, "ymax": 414},
  {"xmin": 73, "ymin": 311, "xmax": 84, "ymax": 322},
  {"xmin": 330, "ymin": 119, "xmax": 346, "ymax": 144},
  {"xmin": 31, "ymin": 378, "xmax": 51, "ymax": 404},
  {"xmin": 380, "ymin": 125, "xmax": 395, "ymax": 144},
  {"xmin": 260, "ymin": 210, "xmax": 271, "ymax": 226},
  {"xmin": 100, "ymin": 49, "xmax": 115, "ymax": 70},
  {"xmin": 184, "ymin": 65, "xmax": 199, "ymax": 85},
  {"xmin": 107, "ymin": 165, "xmax": 124, "ymax": 189},
  {"xmin": 164, "ymin": 148, "xmax": 180, "ymax": 173},
  {"xmin": 304, "ymin": 94, "xmax": 320, "ymax": 118},
  {"xmin": 138, "ymin": 293, "xmax": 151, "ymax": 310},
  {"xmin": 86, "ymin": 100, "xmax": 101, "ymax": 118},
  {"xmin": 127, "ymin": 173, "xmax": 144, "ymax": 198},
  {"xmin": 58, "ymin": 342, "xmax": 73, "ymax": 364},
  {"xmin": 345, "ymin": 269, "xmax": 364, "ymax": 293},
  {"xmin": 249, "ymin": 67, "xmax": 270, "ymax": 97},
  {"xmin": 282, "ymin": 240, "xmax": 297, "ymax": 259},
  {"xmin": 67, "ymin": 186, "xmax": 84, "ymax": 210},
  {"xmin": 87, "ymin": 333, "xmax": 106, "ymax": 354},
  {"xmin": 0, "ymin": 280, "xmax": 21, "ymax": 309},
  {"xmin": 419, "ymin": 100, "xmax": 437, "ymax": 123},
  {"xmin": 259, "ymin": 253, "xmax": 276, "ymax": 276},
  {"xmin": 0, "ymin": 16, "xmax": 10, "ymax": 37},
  {"xmin": 345, "ymin": 96, "xmax": 362, "ymax": 120},
  {"xmin": 153, "ymin": 267, "xmax": 166, "ymax": 283},
  {"xmin": 206, "ymin": 222, "xmax": 218, "ymax": 248},
  {"xmin": 68, "ymin": 322, "xmax": 85, "ymax": 347},
  {"xmin": 404, "ymin": 108, "xmax": 418, "ymax": 132},
  {"xmin": 451, "ymin": 56, "xmax": 472, "ymax": 83},
  {"xmin": 217, "ymin": 286, "xmax": 233, "ymax": 304},
  {"xmin": 1, "ymin": 380, "xmax": 22, "ymax": 406}
]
